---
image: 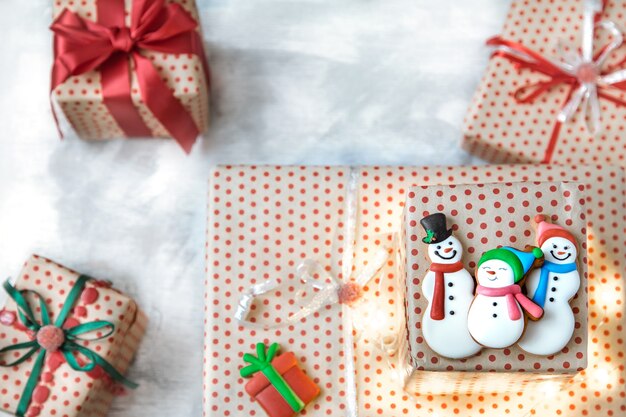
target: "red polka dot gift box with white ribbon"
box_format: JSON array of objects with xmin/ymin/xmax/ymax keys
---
[
  {"xmin": 402, "ymin": 182, "xmax": 588, "ymax": 395},
  {"xmin": 50, "ymin": 0, "xmax": 211, "ymax": 153},
  {"xmin": 205, "ymin": 164, "xmax": 625, "ymax": 417},
  {"xmin": 0, "ymin": 255, "xmax": 147, "ymax": 417},
  {"xmin": 462, "ymin": 0, "xmax": 626, "ymax": 166}
]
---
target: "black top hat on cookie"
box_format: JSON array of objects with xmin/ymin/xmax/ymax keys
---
[{"xmin": 420, "ymin": 213, "xmax": 453, "ymax": 244}]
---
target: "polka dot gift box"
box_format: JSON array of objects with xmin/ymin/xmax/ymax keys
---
[
  {"xmin": 205, "ymin": 164, "xmax": 625, "ymax": 417},
  {"xmin": 0, "ymin": 255, "xmax": 147, "ymax": 417},
  {"xmin": 463, "ymin": 0, "xmax": 626, "ymax": 166},
  {"xmin": 50, "ymin": 0, "xmax": 211, "ymax": 153},
  {"xmin": 402, "ymin": 182, "xmax": 588, "ymax": 395}
]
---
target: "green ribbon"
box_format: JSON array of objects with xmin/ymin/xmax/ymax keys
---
[
  {"xmin": 0, "ymin": 275, "xmax": 137, "ymax": 417},
  {"xmin": 240, "ymin": 342, "xmax": 305, "ymax": 412}
]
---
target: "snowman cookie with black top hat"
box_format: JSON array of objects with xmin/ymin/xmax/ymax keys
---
[
  {"xmin": 517, "ymin": 215, "xmax": 581, "ymax": 355},
  {"xmin": 468, "ymin": 246, "xmax": 545, "ymax": 349},
  {"xmin": 419, "ymin": 213, "xmax": 482, "ymax": 359}
]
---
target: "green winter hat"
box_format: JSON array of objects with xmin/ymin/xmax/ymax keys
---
[{"xmin": 477, "ymin": 246, "xmax": 543, "ymax": 283}]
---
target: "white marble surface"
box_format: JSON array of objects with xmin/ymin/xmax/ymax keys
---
[{"xmin": 0, "ymin": 0, "xmax": 510, "ymax": 415}]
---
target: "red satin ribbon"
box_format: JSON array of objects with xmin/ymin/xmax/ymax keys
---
[
  {"xmin": 50, "ymin": 0, "xmax": 210, "ymax": 153},
  {"xmin": 487, "ymin": 33, "xmax": 626, "ymax": 163}
]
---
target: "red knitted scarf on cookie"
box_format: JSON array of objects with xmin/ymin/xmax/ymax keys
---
[{"xmin": 429, "ymin": 262, "xmax": 464, "ymax": 320}]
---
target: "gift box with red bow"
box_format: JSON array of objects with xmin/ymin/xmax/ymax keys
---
[
  {"xmin": 50, "ymin": 0, "xmax": 210, "ymax": 153},
  {"xmin": 0, "ymin": 255, "xmax": 147, "ymax": 417},
  {"xmin": 402, "ymin": 181, "xmax": 588, "ymax": 395},
  {"xmin": 463, "ymin": 0, "xmax": 626, "ymax": 166}
]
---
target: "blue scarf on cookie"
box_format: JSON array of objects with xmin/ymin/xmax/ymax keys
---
[{"xmin": 531, "ymin": 261, "xmax": 577, "ymax": 308}]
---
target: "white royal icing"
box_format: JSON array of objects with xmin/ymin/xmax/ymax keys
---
[
  {"xmin": 468, "ymin": 259, "xmax": 525, "ymax": 348},
  {"xmin": 421, "ymin": 236, "xmax": 482, "ymax": 359},
  {"xmin": 518, "ymin": 237, "xmax": 580, "ymax": 355}
]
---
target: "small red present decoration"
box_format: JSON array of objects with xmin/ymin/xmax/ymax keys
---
[{"xmin": 241, "ymin": 343, "xmax": 320, "ymax": 417}]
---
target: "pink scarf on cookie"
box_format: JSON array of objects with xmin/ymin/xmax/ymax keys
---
[{"xmin": 476, "ymin": 284, "xmax": 543, "ymax": 321}]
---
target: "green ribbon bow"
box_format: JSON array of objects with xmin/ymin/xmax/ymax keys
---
[
  {"xmin": 0, "ymin": 275, "xmax": 137, "ymax": 417},
  {"xmin": 240, "ymin": 342, "xmax": 305, "ymax": 412}
]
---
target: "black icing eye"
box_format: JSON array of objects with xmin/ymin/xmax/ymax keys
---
[
  {"xmin": 564, "ymin": 246, "xmax": 569, "ymax": 250},
  {"xmin": 553, "ymin": 244, "xmax": 557, "ymax": 249},
  {"xmin": 448, "ymin": 241, "xmax": 453, "ymax": 245},
  {"xmin": 437, "ymin": 245, "xmax": 441, "ymax": 249}
]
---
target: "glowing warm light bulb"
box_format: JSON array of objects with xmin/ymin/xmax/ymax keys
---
[
  {"xmin": 537, "ymin": 379, "xmax": 562, "ymax": 396},
  {"xmin": 592, "ymin": 279, "xmax": 624, "ymax": 320}
]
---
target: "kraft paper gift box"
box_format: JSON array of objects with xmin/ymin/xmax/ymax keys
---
[
  {"xmin": 204, "ymin": 164, "xmax": 625, "ymax": 417},
  {"xmin": 50, "ymin": 0, "xmax": 211, "ymax": 153},
  {"xmin": 401, "ymin": 181, "xmax": 588, "ymax": 395},
  {"xmin": 462, "ymin": 0, "xmax": 626, "ymax": 166},
  {"xmin": 0, "ymin": 255, "xmax": 147, "ymax": 417}
]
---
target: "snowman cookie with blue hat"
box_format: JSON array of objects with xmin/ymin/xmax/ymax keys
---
[
  {"xmin": 518, "ymin": 215, "xmax": 581, "ymax": 355},
  {"xmin": 468, "ymin": 246, "xmax": 545, "ymax": 349}
]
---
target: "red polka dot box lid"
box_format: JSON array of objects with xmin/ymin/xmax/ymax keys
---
[
  {"xmin": 205, "ymin": 164, "xmax": 626, "ymax": 417},
  {"xmin": 463, "ymin": 0, "xmax": 626, "ymax": 167},
  {"xmin": 402, "ymin": 182, "xmax": 587, "ymax": 395},
  {"xmin": 0, "ymin": 255, "xmax": 147, "ymax": 417}
]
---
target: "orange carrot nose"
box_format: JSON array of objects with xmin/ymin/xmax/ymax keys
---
[
  {"xmin": 444, "ymin": 247, "xmax": 453, "ymax": 253},
  {"xmin": 486, "ymin": 270, "xmax": 496, "ymax": 275},
  {"xmin": 557, "ymin": 251, "xmax": 566, "ymax": 255}
]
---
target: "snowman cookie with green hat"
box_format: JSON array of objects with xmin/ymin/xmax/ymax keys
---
[{"xmin": 468, "ymin": 246, "xmax": 545, "ymax": 349}]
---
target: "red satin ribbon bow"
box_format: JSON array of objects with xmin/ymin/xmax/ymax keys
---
[
  {"xmin": 486, "ymin": 3, "xmax": 626, "ymax": 163},
  {"xmin": 488, "ymin": 36, "xmax": 626, "ymax": 163},
  {"xmin": 51, "ymin": 0, "xmax": 210, "ymax": 153}
]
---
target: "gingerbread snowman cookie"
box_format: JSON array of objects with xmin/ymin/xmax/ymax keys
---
[
  {"xmin": 419, "ymin": 213, "xmax": 482, "ymax": 359},
  {"xmin": 468, "ymin": 246, "xmax": 544, "ymax": 349},
  {"xmin": 517, "ymin": 215, "xmax": 581, "ymax": 355}
]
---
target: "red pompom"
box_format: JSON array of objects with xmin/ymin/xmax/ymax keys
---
[
  {"xmin": 534, "ymin": 214, "xmax": 547, "ymax": 224},
  {"xmin": 36, "ymin": 325, "xmax": 65, "ymax": 352},
  {"xmin": 337, "ymin": 282, "xmax": 363, "ymax": 305}
]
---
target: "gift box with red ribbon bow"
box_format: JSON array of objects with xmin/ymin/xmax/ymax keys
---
[
  {"xmin": 463, "ymin": 0, "xmax": 626, "ymax": 166},
  {"xmin": 0, "ymin": 255, "xmax": 147, "ymax": 417},
  {"xmin": 50, "ymin": 0, "xmax": 210, "ymax": 153}
]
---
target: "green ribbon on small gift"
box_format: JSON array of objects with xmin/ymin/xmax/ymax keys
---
[
  {"xmin": 0, "ymin": 275, "xmax": 137, "ymax": 417},
  {"xmin": 240, "ymin": 342, "xmax": 305, "ymax": 412}
]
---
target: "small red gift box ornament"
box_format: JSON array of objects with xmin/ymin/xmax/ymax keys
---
[{"xmin": 241, "ymin": 343, "xmax": 319, "ymax": 417}]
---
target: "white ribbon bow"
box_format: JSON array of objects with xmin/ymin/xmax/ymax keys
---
[{"xmin": 234, "ymin": 247, "xmax": 389, "ymax": 329}]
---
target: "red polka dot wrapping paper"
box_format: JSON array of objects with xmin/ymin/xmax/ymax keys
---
[
  {"xmin": 51, "ymin": 0, "xmax": 210, "ymax": 141},
  {"xmin": 0, "ymin": 255, "xmax": 147, "ymax": 417},
  {"xmin": 205, "ymin": 164, "xmax": 626, "ymax": 417},
  {"xmin": 462, "ymin": 0, "xmax": 626, "ymax": 166},
  {"xmin": 402, "ymin": 182, "xmax": 588, "ymax": 395}
]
